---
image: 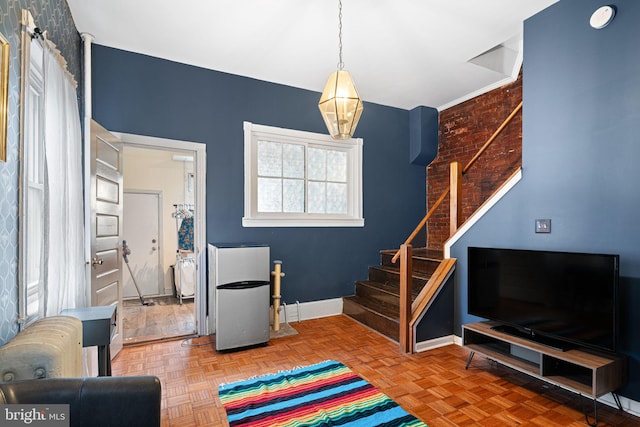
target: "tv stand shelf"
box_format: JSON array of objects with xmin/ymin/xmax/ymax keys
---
[{"xmin": 462, "ymin": 321, "xmax": 626, "ymax": 400}]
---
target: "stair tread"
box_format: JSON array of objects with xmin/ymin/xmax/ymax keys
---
[{"xmin": 343, "ymin": 246, "xmax": 445, "ymax": 342}]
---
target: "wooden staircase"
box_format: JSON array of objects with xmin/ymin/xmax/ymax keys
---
[
  {"xmin": 342, "ymin": 101, "xmax": 523, "ymax": 351},
  {"xmin": 343, "ymin": 248, "xmax": 443, "ymax": 342}
]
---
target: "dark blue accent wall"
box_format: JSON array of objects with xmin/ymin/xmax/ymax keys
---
[
  {"xmin": 91, "ymin": 45, "xmax": 427, "ymax": 305},
  {"xmin": 415, "ymin": 277, "xmax": 454, "ymax": 342},
  {"xmin": 449, "ymin": 0, "xmax": 640, "ymax": 400},
  {"xmin": 409, "ymin": 106, "xmax": 438, "ymax": 166}
]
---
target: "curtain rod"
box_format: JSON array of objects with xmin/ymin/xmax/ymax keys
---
[{"xmin": 26, "ymin": 26, "xmax": 45, "ymax": 40}]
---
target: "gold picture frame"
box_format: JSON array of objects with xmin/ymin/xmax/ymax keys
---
[{"xmin": 0, "ymin": 31, "xmax": 9, "ymax": 162}]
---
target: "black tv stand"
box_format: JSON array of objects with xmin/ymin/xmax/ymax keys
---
[{"xmin": 491, "ymin": 324, "xmax": 572, "ymax": 352}]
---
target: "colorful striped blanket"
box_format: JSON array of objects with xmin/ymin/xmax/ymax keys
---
[{"xmin": 218, "ymin": 360, "xmax": 427, "ymax": 426}]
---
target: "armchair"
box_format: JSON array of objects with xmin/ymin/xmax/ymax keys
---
[{"xmin": 0, "ymin": 376, "xmax": 161, "ymax": 427}]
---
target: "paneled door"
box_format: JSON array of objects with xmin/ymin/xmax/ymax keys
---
[{"xmin": 89, "ymin": 120, "xmax": 124, "ymax": 358}]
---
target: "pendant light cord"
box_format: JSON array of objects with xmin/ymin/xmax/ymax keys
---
[{"xmin": 337, "ymin": 0, "xmax": 344, "ymax": 70}]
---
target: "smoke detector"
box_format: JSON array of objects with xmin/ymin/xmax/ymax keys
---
[{"xmin": 590, "ymin": 5, "xmax": 616, "ymax": 29}]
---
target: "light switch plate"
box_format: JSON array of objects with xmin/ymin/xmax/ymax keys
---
[{"xmin": 535, "ymin": 219, "xmax": 551, "ymax": 233}]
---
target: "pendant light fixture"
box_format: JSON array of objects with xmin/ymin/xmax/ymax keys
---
[{"xmin": 318, "ymin": 0, "xmax": 363, "ymax": 140}]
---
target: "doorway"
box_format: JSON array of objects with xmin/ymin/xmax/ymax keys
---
[{"xmin": 116, "ymin": 133, "xmax": 206, "ymax": 345}]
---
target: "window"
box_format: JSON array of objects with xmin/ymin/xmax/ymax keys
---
[
  {"xmin": 18, "ymin": 11, "xmax": 85, "ymax": 327},
  {"xmin": 243, "ymin": 122, "xmax": 363, "ymax": 227},
  {"xmin": 18, "ymin": 18, "xmax": 45, "ymax": 327}
]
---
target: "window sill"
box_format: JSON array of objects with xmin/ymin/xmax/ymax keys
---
[{"xmin": 242, "ymin": 217, "xmax": 364, "ymax": 228}]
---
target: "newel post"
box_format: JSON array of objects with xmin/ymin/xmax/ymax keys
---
[
  {"xmin": 450, "ymin": 161, "xmax": 462, "ymax": 236},
  {"xmin": 399, "ymin": 243, "xmax": 413, "ymax": 353}
]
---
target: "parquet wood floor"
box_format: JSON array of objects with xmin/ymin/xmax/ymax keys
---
[
  {"xmin": 111, "ymin": 315, "xmax": 639, "ymax": 426},
  {"xmin": 123, "ymin": 296, "xmax": 195, "ymax": 345}
]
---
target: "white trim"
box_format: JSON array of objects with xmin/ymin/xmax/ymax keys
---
[
  {"xmin": 113, "ymin": 132, "xmax": 207, "ymax": 336},
  {"xmin": 599, "ymin": 394, "xmax": 640, "ymax": 418},
  {"xmin": 243, "ymin": 217, "xmax": 364, "ymax": 228},
  {"xmin": 243, "ymin": 122, "xmax": 364, "ymax": 228},
  {"xmin": 275, "ymin": 298, "xmax": 344, "ymax": 323},
  {"xmin": 438, "ymin": 76, "xmax": 516, "ymax": 112},
  {"xmin": 113, "ymin": 132, "xmax": 207, "ymax": 152},
  {"xmin": 511, "ymin": 40, "xmax": 524, "ymax": 85},
  {"xmin": 414, "ymin": 335, "xmax": 457, "ymax": 353},
  {"xmin": 453, "ymin": 334, "xmax": 463, "ymax": 346},
  {"xmin": 81, "ymin": 34, "xmax": 93, "ymax": 310},
  {"xmin": 438, "ymin": 54, "xmax": 522, "ymax": 112},
  {"xmin": 444, "ymin": 169, "xmax": 522, "ymax": 258}
]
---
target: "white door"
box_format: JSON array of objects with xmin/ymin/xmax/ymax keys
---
[
  {"xmin": 89, "ymin": 120, "xmax": 124, "ymax": 358},
  {"xmin": 123, "ymin": 191, "xmax": 163, "ymax": 298}
]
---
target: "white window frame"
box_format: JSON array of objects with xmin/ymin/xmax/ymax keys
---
[
  {"xmin": 243, "ymin": 122, "xmax": 364, "ymax": 227},
  {"xmin": 18, "ymin": 12, "xmax": 46, "ymax": 328}
]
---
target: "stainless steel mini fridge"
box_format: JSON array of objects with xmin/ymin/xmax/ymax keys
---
[{"xmin": 210, "ymin": 243, "xmax": 270, "ymax": 351}]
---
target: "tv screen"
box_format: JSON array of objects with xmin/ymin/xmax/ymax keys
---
[{"xmin": 468, "ymin": 247, "xmax": 619, "ymax": 352}]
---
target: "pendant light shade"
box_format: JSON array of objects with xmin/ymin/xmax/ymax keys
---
[
  {"xmin": 319, "ymin": 70, "xmax": 363, "ymax": 140},
  {"xmin": 318, "ymin": 0, "xmax": 363, "ymax": 140}
]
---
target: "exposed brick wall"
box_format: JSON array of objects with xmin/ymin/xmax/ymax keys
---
[{"xmin": 426, "ymin": 74, "xmax": 523, "ymax": 250}]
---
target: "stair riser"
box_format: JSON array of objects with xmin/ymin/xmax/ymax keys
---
[
  {"xmin": 355, "ymin": 282, "xmax": 399, "ymax": 308},
  {"xmin": 343, "ymin": 299, "xmax": 399, "ymax": 341},
  {"xmin": 342, "ymin": 248, "xmax": 443, "ymax": 342},
  {"xmin": 381, "ymin": 253, "xmax": 440, "ymax": 275},
  {"xmin": 368, "ymin": 267, "xmax": 428, "ymax": 288}
]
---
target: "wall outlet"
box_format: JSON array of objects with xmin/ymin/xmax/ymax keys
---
[{"xmin": 535, "ymin": 219, "xmax": 551, "ymax": 233}]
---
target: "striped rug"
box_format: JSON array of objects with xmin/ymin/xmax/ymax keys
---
[{"xmin": 218, "ymin": 360, "xmax": 427, "ymax": 427}]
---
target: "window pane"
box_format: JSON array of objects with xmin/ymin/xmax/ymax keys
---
[
  {"xmin": 308, "ymin": 148, "xmax": 326, "ymax": 181},
  {"xmin": 327, "ymin": 183, "xmax": 347, "ymax": 214},
  {"xmin": 283, "ymin": 179, "xmax": 304, "ymax": 212},
  {"xmin": 282, "ymin": 144, "xmax": 304, "ymax": 179},
  {"xmin": 257, "ymin": 140, "xmax": 282, "ymax": 177},
  {"xmin": 26, "ymin": 185, "xmax": 44, "ymax": 319},
  {"xmin": 327, "ymin": 150, "xmax": 347, "ymax": 182},
  {"xmin": 308, "ymin": 181, "xmax": 326, "ymax": 213},
  {"xmin": 257, "ymin": 177, "xmax": 282, "ymax": 212}
]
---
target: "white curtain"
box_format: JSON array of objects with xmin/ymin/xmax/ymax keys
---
[{"xmin": 43, "ymin": 41, "xmax": 85, "ymax": 316}]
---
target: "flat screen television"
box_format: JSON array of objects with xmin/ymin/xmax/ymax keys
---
[{"xmin": 468, "ymin": 247, "xmax": 619, "ymax": 352}]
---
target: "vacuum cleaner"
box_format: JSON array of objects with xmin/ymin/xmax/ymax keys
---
[{"xmin": 121, "ymin": 240, "xmax": 155, "ymax": 306}]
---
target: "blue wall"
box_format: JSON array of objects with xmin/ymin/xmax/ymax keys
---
[
  {"xmin": 91, "ymin": 46, "xmax": 426, "ymax": 305},
  {"xmin": 450, "ymin": 0, "xmax": 640, "ymax": 400},
  {"xmin": 0, "ymin": 0, "xmax": 81, "ymax": 345},
  {"xmin": 409, "ymin": 106, "xmax": 438, "ymax": 166}
]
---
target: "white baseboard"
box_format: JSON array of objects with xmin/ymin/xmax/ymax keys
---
[
  {"xmin": 414, "ymin": 335, "xmax": 457, "ymax": 352},
  {"xmin": 274, "ymin": 298, "xmax": 343, "ymax": 324},
  {"xmin": 599, "ymin": 393, "xmax": 640, "ymax": 418}
]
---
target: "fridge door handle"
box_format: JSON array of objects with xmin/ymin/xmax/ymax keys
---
[{"xmin": 217, "ymin": 280, "xmax": 270, "ymax": 290}]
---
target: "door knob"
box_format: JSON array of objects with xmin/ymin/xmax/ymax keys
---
[
  {"xmin": 151, "ymin": 246, "xmax": 157, "ymax": 251},
  {"xmin": 152, "ymin": 239, "xmax": 157, "ymax": 243},
  {"xmin": 91, "ymin": 257, "xmax": 104, "ymax": 267}
]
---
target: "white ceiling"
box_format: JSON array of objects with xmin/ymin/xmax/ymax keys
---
[{"xmin": 66, "ymin": 0, "xmax": 558, "ymax": 111}]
